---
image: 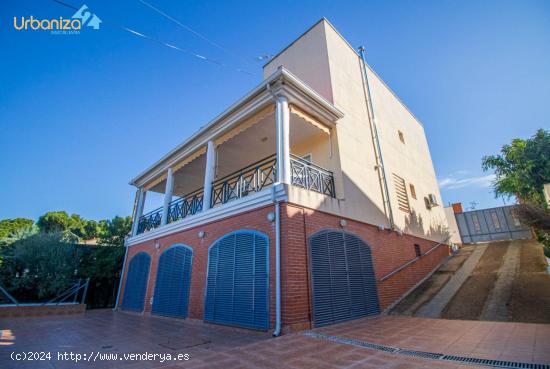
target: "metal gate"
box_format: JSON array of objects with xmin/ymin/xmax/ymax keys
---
[
  {"xmin": 309, "ymin": 230, "xmax": 380, "ymax": 327},
  {"xmin": 455, "ymin": 205, "xmax": 532, "ymax": 244},
  {"xmin": 121, "ymin": 252, "xmax": 150, "ymax": 312},
  {"xmin": 204, "ymin": 230, "xmax": 269, "ymax": 330},
  {"xmin": 152, "ymin": 245, "xmax": 193, "ymax": 318}
]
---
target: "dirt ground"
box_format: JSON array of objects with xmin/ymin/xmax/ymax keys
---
[
  {"xmin": 441, "ymin": 242, "xmax": 509, "ymax": 320},
  {"xmin": 441, "ymin": 274, "xmax": 498, "ymax": 320},
  {"xmin": 509, "ymin": 241, "xmax": 550, "ymax": 323},
  {"xmin": 391, "ymin": 246, "xmax": 474, "ymax": 315}
]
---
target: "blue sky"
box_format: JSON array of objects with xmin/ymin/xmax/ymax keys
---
[{"xmin": 1, "ymin": 0, "xmax": 549, "ymax": 221}]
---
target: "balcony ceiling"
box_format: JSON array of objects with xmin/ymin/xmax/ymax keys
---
[{"xmin": 149, "ymin": 110, "xmax": 328, "ymax": 197}]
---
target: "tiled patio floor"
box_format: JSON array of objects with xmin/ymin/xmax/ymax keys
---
[
  {"xmin": 1, "ymin": 310, "xmax": 548, "ymax": 368},
  {"xmin": 317, "ymin": 315, "xmax": 550, "ymax": 364}
]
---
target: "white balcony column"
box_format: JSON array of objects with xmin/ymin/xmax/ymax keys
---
[
  {"xmin": 202, "ymin": 140, "xmax": 216, "ymax": 211},
  {"xmin": 131, "ymin": 188, "xmax": 147, "ymax": 236},
  {"xmin": 161, "ymin": 167, "xmax": 174, "ymax": 226},
  {"xmin": 276, "ymin": 96, "xmax": 291, "ymax": 184}
]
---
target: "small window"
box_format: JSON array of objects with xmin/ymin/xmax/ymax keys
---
[
  {"xmin": 398, "ymin": 130, "xmax": 405, "ymax": 144},
  {"xmin": 414, "ymin": 244, "xmax": 422, "ymax": 258},
  {"xmin": 409, "ymin": 183, "xmax": 417, "ymax": 199}
]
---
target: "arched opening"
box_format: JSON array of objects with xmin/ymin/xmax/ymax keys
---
[
  {"xmin": 204, "ymin": 230, "xmax": 269, "ymax": 330},
  {"xmin": 152, "ymin": 245, "xmax": 193, "ymax": 318},
  {"xmin": 309, "ymin": 230, "xmax": 380, "ymax": 327},
  {"xmin": 121, "ymin": 252, "xmax": 151, "ymax": 312}
]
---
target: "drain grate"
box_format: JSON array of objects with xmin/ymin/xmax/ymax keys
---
[
  {"xmin": 396, "ymin": 349, "xmax": 444, "ymax": 360},
  {"xmin": 302, "ymin": 331, "xmax": 550, "ymax": 369},
  {"xmin": 302, "ymin": 331, "xmax": 397, "ymax": 353},
  {"xmin": 442, "ymin": 355, "xmax": 550, "ymax": 369}
]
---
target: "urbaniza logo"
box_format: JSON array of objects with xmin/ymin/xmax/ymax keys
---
[{"xmin": 13, "ymin": 4, "xmax": 101, "ymax": 35}]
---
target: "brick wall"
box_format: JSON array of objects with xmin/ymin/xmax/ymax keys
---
[
  {"xmin": 0, "ymin": 304, "xmax": 86, "ymax": 318},
  {"xmin": 280, "ymin": 204, "xmax": 449, "ymax": 331},
  {"xmin": 120, "ymin": 202, "xmax": 449, "ymax": 332},
  {"xmin": 119, "ymin": 205, "xmax": 277, "ymax": 325}
]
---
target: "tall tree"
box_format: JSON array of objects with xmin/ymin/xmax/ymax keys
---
[
  {"xmin": 37, "ymin": 211, "xmax": 71, "ymax": 234},
  {"xmin": 0, "ymin": 218, "xmax": 34, "ymax": 239},
  {"xmin": 482, "ymin": 129, "xmax": 550, "ymax": 205},
  {"xmin": 11, "ymin": 233, "xmax": 81, "ymax": 299},
  {"xmin": 98, "ymin": 216, "xmax": 132, "ymax": 247}
]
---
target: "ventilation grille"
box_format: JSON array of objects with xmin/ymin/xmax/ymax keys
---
[{"xmin": 393, "ymin": 173, "xmax": 410, "ymax": 213}]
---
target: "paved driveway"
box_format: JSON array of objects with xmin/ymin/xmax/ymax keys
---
[{"xmin": 1, "ymin": 311, "xmax": 549, "ymax": 368}]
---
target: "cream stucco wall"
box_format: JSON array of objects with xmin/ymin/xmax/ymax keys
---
[
  {"xmin": 264, "ymin": 19, "xmax": 449, "ymax": 242},
  {"xmin": 444, "ymin": 206, "xmax": 462, "ymax": 244}
]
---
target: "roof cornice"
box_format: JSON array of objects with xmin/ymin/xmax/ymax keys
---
[{"xmin": 130, "ymin": 67, "xmax": 343, "ymax": 187}]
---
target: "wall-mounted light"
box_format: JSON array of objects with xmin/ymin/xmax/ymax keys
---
[
  {"xmin": 378, "ymin": 224, "xmax": 385, "ymax": 231},
  {"xmin": 198, "ymin": 231, "xmax": 206, "ymax": 239},
  {"xmin": 154, "ymin": 241, "xmax": 160, "ymax": 250},
  {"xmin": 339, "ymin": 219, "xmax": 347, "ymax": 227},
  {"xmin": 396, "ymin": 229, "xmax": 403, "ymax": 236},
  {"xmin": 267, "ymin": 211, "xmax": 275, "ymax": 222}
]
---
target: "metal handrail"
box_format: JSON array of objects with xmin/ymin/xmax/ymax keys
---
[
  {"xmin": 212, "ymin": 154, "xmax": 278, "ymax": 186},
  {"xmin": 290, "ymin": 155, "xmax": 335, "ymax": 197},
  {"xmin": 379, "ymin": 236, "xmax": 451, "ymax": 282},
  {"xmin": 167, "ymin": 188, "xmax": 204, "ymax": 223},
  {"xmin": 45, "ymin": 278, "xmax": 90, "ymax": 305},
  {"xmin": 290, "ymin": 154, "xmax": 334, "ymax": 175},
  {"xmin": 211, "ymin": 155, "xmax": 277, "ymax": 207},
  {"xmin": 135, "ymin": 153, "xmax": 337, "ymax": 234}
]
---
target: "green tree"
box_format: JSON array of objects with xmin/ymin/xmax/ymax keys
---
[
  {"xmin": 10, "ymin": 233, "xmax": 81, "ymax": 299},
  {"xmin": 98, "ymin": 216, "xmax": 132, "ymax": 247},
  {"xmin": 37, "ymin": 211, "xmax": 71, "ymax": 234},
  {"xmin": 83, "ymin": 220, "xmax": 100, "ymax": 240},
  {"xmin": 482, "ymin": 129, "xmax": 550, "ymax": 204},
  {"xmin": 482, "ymin": 129, "xmax": 550, "ymax": 255},
  {"xmin": 69, "ymin": 214, "xmax": 87, "ymax": 239},
  {"xmin": 0, "ymin": 218, "xmax": 34, "ymax": 239}
]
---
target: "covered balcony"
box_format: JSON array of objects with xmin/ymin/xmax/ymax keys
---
[{"xmin": 128, "ymin": 68, "xmax": 344, "ymax": 239}]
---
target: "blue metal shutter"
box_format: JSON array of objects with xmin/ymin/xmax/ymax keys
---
[
  {"xmin": 204, "ymin": 231, "xmax": 269, "ymax": 330},
  {"xmin": 122, "ymin": 252, "xmax": 151, "ymax": 312},
  {"xmin": 309, "ymin": 230, "xmax": 380, "ymax": 327},
  {"xmin": 152, "ymin": 245, "xmax": 193, "ymax": 318}
]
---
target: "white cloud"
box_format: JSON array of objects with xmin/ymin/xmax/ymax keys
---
[{"xmin": 438, "ymin": 173, "xmax": 495, "ymax": 190}]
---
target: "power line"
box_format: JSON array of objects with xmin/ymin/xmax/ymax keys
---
[
  {"xmin": 52, "ymin": 0, "xmax": 256, "ymax": 76},
  {"xmin": 137, "ymin": 0, "xmax": 259, "ymax": 71}
]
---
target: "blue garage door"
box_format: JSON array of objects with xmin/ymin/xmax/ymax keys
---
[
  {"xmin": 309, "ymin": 230, "xmax": 380, "ymax": 327},
  {"xmin": 204, "ymin": 231, "xmax": 269, "ymax": 330},
  {"xmin": 122, "ymin": 252, "xmax": 151, "ymax": 312},
  {"xmin": 152, "ymin": 245, "xmax": 193, "ymax": 318}
]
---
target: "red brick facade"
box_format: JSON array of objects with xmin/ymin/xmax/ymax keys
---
[{"xmin": 119, "ymin": 203, "xmax": 449, "ymax": 332}]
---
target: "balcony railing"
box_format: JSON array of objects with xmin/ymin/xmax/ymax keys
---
[
  {"xmin": 137, "ymin": 207, "xmax": 162, "ymax": 234},
  {"xmin": 136, "ymin": 154, "xmax": 335, "ymax": 235},
  {"xmin": 211, "ymin": 155, "xmax": 277, "ymax": 208},
  {"xmin": 290, "ymin": 154, "xmax": 335, "ymax": 197},
  {"xmin": 167, "ymin": 188, "xmax": 204, "ymax": 223}
]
